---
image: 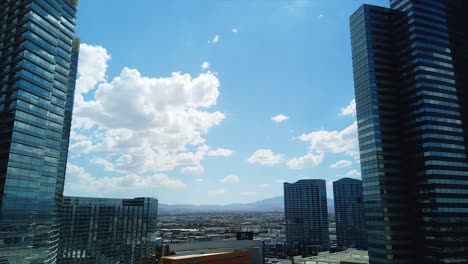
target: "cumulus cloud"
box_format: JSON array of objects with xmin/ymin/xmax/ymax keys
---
[
  {"xmin": 208, "ymin": 148, "xmax": 233, "ymax": 157},
  {"xmin": 232, "ymin": 28, "xmax": 238, "ymax": 33},
  {"xmin": 329, "ymin": 160, "xmax": 352, "ymax": 169},
  {"xmin": 340, "ymin": 99, "xmax": 356, "ymax": 117},
  {"xmin": 70, "ymin": 44, "xmax": 230, "ymax": 176},
  {"xmin": 276, "ymin": 179, "xmax": 286, "ymax": 183},
  {"xmin": 220, "ymin": 174, "xmax": 240, "ymax": 183},
  {"xmin": 69, "ymin": 140, "xmax": 94, "ymax": 154},
  {"xmin": 195, "ymin": 178, "xmax": 204, "ymax": 182},
  {"xmin": 208, "ymin": 189, "xmax": 225, "ymax": 195},
  {"xmin": 345, "ymin": 169, "xmax": 361, "ymax": 177},
  {"xmin": 298, "ymin": 121, "xmax": 359, "ymax": 157},
  {"xmin": 64, "ymin": 163, "xmax": 186, "ymax": 196},
  {"xmin": 201, "ymin": 61, "xmax": 210, "ymax": 70},
  {"xmin": 286, "ymin": 152, "xmax": 324, "ymax": 170},
  {"xmin": 181, "ymin": 165, "xmax": 204, "ymax": 174},
  {"xmin": 91, "ymin": 157, "xmax": 124, "ymax": 173},
  {"xmin": 272, "ymin": 114, "xmax": 289, "ymax": 123},
  {"xmin": 75, "ymin": 44, "xmax": 110, "ymax": 96},
  {"xmin": 248, "ymin": 149, "xmax": 284, "ymax": 166}
]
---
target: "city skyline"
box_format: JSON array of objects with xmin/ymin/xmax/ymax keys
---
[{"xmin": 65, "ymin": 0, "xmax": 390, "ymax": 205}]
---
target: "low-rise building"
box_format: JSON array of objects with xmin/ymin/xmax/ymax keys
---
[
  {"xmin": 162, "ymin": 240, "xmax": 264, "ymax": 264},
  {"xmin": 294, "ymin": 249, "xmax": 368, "ymax": 264},
  {"xmin": 162, "ymin": 251, "xmax": 250, "ymax": 264}
]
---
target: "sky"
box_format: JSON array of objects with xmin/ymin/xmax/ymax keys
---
[{"xmin": 64, "ymin": 0, "xmax": 389, "ymax": 205}]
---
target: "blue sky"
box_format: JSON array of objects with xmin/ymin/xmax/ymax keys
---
[{"xmin": 64, "ymin": 0, "xmax": 389, "ymax": 205}]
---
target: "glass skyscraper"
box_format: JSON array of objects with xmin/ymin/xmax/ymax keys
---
[
  {"xmin": 58, "ymin": 196, "xmax": 158, "ymax": 264},
  {"xmin": 333, "ymin": 178, "xmax": 367, "ymax": 250},
  {"xmin": 283, "ymin": 179, "xmax": 329, "ymax": 253},
  {"xmin": 351, "ymin": 0, "xmax": 468, "ymax": 263},
  {"xmin": 0, "ymin": 0, "xmax": 78, "ymax": 263}
]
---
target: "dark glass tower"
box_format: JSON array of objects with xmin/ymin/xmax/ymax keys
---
[
  {"xmin": 351, "ymin": 0, "xmax": 468, "ymax": 263},
  {"xmin": 58, "ymin": 196, "xmax": 158, "ymax": 264},
  {"xmin": 333, "ymin": 178, "xmax": 367, "ymax": 250},
  {"xmin": 0, "ymin": 1, "xmax": 79, "ymax": 262},
  {"xmin": 283, "ymin": 179, "xmax": 329, "ymax": 253}
]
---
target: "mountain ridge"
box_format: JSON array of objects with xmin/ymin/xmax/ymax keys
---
[{"xmin": 159, "ymin": 196, "xmax": 334, "ymax": 214}]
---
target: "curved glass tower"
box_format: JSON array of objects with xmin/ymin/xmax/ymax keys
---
[
  {"xmin": 351, "ymin": 0, "xmax": 468, "ymax": 263},
  {"xmin": 0, "ymin": 1, "xmax": 78, "ymax": 262}
]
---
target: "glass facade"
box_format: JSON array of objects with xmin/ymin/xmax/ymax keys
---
[
  {"xmin": 0, "ymin": 1, "xmax": 78, "ymax": 263},
  {"xmin": 283, "ymin": 180, "xmax": 329, "ymax": 252},
  {"xmin": 333, "ymin": 178, "xmax": 367, "ymax": 250},
  {"xmin": 351, "ymin": 0, "xmax": 468, "ymax": 263},
  {"xmin": 58, "ymin": 197, "xmax": 158, "ymax": 264}
]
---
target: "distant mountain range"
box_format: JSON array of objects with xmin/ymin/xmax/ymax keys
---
[{"xmin": 159, "ymin": 196, "xmax": 334, "ymax": 214}]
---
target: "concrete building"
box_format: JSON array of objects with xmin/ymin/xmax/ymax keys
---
[
  {"xmin": 294, "ymin": 249, "xmax": 369, "ymax": 264},
  {"xmin": 162, "ymin": 251, "xmax": 250, "ymax": 264},
  {"xmin": 163, "ymin": 240, "xmax": 264, "ymax": 264}
]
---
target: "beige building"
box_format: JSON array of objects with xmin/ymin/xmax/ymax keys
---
[
  {"xmin": 294, "ymin": 249, "xmax": 368, "ymax": 264},
  {"xmin": 162, "ymin": 251, "xmax": 250, "ymax": 264}
]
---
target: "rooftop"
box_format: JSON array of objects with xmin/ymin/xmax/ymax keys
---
[{"xmin": 294, "ymin": 249, "xmax": 368, "ymax": 264}]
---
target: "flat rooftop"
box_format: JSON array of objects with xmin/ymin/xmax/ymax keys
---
[{"xmin": 294, "ymin": 249, "xmax": 368, "ymax": 264}]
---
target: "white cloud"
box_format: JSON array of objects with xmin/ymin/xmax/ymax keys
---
[
  {"xmin": 272, "ymin": 114, "xmax": 289, "ymax": 123},
  {"xmin": 64, "ymin": 163, "xmax": 186, "ymax": 196},
  {"xmin": 181, "ymin": 165, "xmax": 204, "ymax": 174},
  {"xmin": 258, "ymin": 184, "xmax": 269, "ymax": 188},
  {"xmin": 283, "ymin": 0, "xmax": 311, "ymax": 16},
  {"xmin": 195, "ymin": 178, "xmax": 204, "ymax": 182},
  {"xmin": 275, "ymin": 179, "xmax": 286, "ymax": 183},
  {"xmin": 69, "ymin": 140, "xmax": 94, "ymax": 154},
  {"xmin": 208, "ymin": 189, "xmax": 225, "ymax": 195},
  {"xmin": 71, "ymin": 44, "xmax": 228, "ymax": 176},
  {"xmin": 91, "ymin": 157, "xmax": 124, "ymax": 173},
  {"xmin": 248, "ymin": 149, "xmax": 284, "ymax": 166},
  {"xmin": 340, "ymin": 99, "xmax": 356, "ymax": 117},
  {"xmin": 75, "ymin": 44, "xmax": 111, "ymax": 97},
  {"xmin": 70, "ymin": 130, "xmax": 89, "ymax": 141},
  {"xmin": 286, "ymin": 152, "xmax": 324, "ymax": 170},
  {"xmin": 209, "ymin": 35, "xmax": 221, "ymax": 44},
  {"xmin": 329, "ymin": 160, "xmax": 352, "ymax": 169},
  {"xmin": 220, "ymin": 174, "xmax": 240, "ymax": 183},
  {"xmin": 208, "ymin": 148, "xmax": 233, "ymax": 157},
  {"xmin": 298, "ymin": 121, "xmax": 359, "ymax": 157},
  {"xmin": 240, "ymin": 192, "xmax": 256, "ymax": 196},
  {"xmin": 288, "ymin": 122, "xmax": 357, "ymax": 171},
  {"xmin": 232, "ymin": 28, "xmax": 238, "ymax": 33},
  {"xmin": 317, "ymin": 13, "xmax": 324, "ymax": 19},
  {"xmin": 201, "ymin": 61, "xmax": 210, "ymax": 70},
  {"xmin": 345, "ymin": 169, "xmax": 361, "ymax": 177}
]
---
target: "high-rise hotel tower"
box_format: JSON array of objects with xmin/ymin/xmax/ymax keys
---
[
  {"xmin": 284, "ymin": 179, "xmax": 329, "ymax": 253},
  {"xmin": 351, "ymin": 0, "xmax": 468, "ymax": 263},
  {"xmin": 0, "ymin": 0, "xmax": 79, "ymax": 262},
  {"xmin": 333, "ymin": 178, "xmax": 367, "ymax": 250}
]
